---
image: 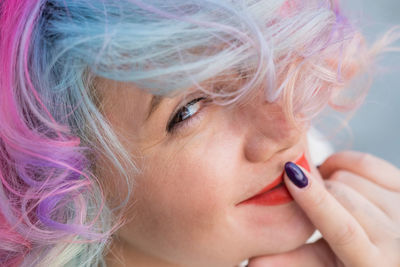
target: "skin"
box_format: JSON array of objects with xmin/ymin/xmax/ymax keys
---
[
  {"xmin": 96, "ymin": 77, "xmax": 319, "ymax": 266},
  {"xmin": 249, "ymin": 152, "xmax": 400, "ymax": 266},
  {"xmin": 97, "ymin": 78, "xmax": 400, "ymax": 266}
]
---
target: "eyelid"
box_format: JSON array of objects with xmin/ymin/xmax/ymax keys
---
[
  {"xmin": 168, "ymin": 93, "xmax": 207, "ymax": 121},
  {"xmin": 166, "ymin": 96, "xmax": 209, "ymax": 133}
]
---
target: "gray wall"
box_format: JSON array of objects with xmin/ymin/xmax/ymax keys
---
[{"xmin": 335, "ymin": 0, "xmax": 400, "ymax": 167}]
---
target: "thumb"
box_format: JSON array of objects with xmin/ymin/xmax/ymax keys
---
[{"xmin": 248, "ymin": 239, "xmax": 337, "ymax": 267}]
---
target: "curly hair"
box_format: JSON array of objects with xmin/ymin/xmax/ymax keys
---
[{"xmin": 0, "ymin": 0, "xmax": 395, "ymax": 266}]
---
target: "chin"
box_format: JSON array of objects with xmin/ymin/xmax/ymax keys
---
[
  {"xmin": 272, "ymin": 218, "xmax": 316, "ymax": 254},
  {"xmin": 243, "ymin": 205, "xmax": 316, "ymax": 259}
]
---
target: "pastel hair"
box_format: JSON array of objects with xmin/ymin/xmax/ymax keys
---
[{"xmin": 0, "ymin": 0, "xmax": 396, "ymax": 266}]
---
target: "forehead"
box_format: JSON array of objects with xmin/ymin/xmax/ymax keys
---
[
  {"xmin": 92, "ymin": 77, "xmax": 152, "ymax": 129},
  {"xmin": 92, "ymin": 65, "xmax": 254, "ymax": 124},
  {"xmin": 93, "ymin": 77, "xmax": 150, "ymax": 105},
  {"xmin": 94, "ymin": 65, "xmax": 248, "ymax": 100}
]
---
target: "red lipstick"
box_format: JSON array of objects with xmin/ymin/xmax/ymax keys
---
[{"xmin": 239, "ymin": 154, "xmax": 310, "ymax": 206}]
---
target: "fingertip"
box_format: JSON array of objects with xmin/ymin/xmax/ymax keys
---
[{"xmin": 284, "ymin": 162, "xmax": 309, "ymax": 189}]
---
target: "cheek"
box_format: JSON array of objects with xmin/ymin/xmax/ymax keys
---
[{"xmin": 128, "ymin": 144, "xmax": 235, "ymax": 247}]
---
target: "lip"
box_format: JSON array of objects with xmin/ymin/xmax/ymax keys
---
[{"xmin": 238, "ymin": 153, "xmax": 310, "ymax": 206}]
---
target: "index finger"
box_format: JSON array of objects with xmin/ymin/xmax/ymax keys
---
[
  {"xmin": 319, "ymin": 151, "xmax": 400, "ymax": 191},
  {"xmin": 284, "ymin": 162, "xmax": 379, "ymax": 267}
]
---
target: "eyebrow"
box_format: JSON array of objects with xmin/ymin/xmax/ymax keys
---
[{"xmin": 146, "ymin": 95, "xmax": 164, "ymax": 121}]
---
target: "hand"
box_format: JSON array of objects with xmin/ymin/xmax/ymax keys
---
[{"xmin": 248, "ymin": 151, "xmax": 400, "ymax": 267}]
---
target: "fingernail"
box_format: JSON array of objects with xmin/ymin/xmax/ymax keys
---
[{"xmin": 285, "ymin": 162, "xmax": 308, "ymax": 188}]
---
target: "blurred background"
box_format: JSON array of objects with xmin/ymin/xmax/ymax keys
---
[{"xmin": 330, "ymin": 0, "xmax": 400, "ymax": 167}]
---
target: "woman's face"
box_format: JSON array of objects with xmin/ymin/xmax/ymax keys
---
[{"xmin": 97, "ymin": 78, "xmax": 320, "ymax": 266}]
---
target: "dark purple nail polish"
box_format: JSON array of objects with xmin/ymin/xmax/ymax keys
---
[{"xmin": 285, "ymin": 162, "xmax": 308, "ymax": 188}]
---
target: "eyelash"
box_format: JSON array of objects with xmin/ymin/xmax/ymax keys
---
[{"xmin": 167, "ymin": 97, "xmax": 207, "ymax": 133}]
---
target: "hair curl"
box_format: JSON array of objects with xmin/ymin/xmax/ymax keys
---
[{"xmin": 0, "ymin": 0, "xmax": 396, "ymax": 266}]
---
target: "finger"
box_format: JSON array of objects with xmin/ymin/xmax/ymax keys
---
[
  {"xmin": 248, "ymin": 239, "xmax": 338, "ymax": 267},
  {"xmin": 318, "ymin": 151, "xmax": 400, "ymax": 191},
  {"xmin": 328, "ymin": 170, "xmax": 400, "ymax": 221},
  {"xmin": 325, "ymin": 180, "xmax": 398, "ymax": 242},
  {"xmin": 284, "ymin": 162, "xmax": 379, "ymax": 267}
]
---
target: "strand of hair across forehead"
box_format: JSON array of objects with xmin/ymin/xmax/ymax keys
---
[{"xmin": 127, "ymin": 0, "xmax": 275, "ymax": 104}]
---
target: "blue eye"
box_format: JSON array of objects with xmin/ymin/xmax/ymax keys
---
[{"xmin": 167, "ymin": 97, "xmax": 206, "ymax": 132}]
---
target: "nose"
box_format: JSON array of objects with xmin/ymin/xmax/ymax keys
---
[{"xmin": 239, "ymin": 96, "xmax": 305, "ymax": 163}]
